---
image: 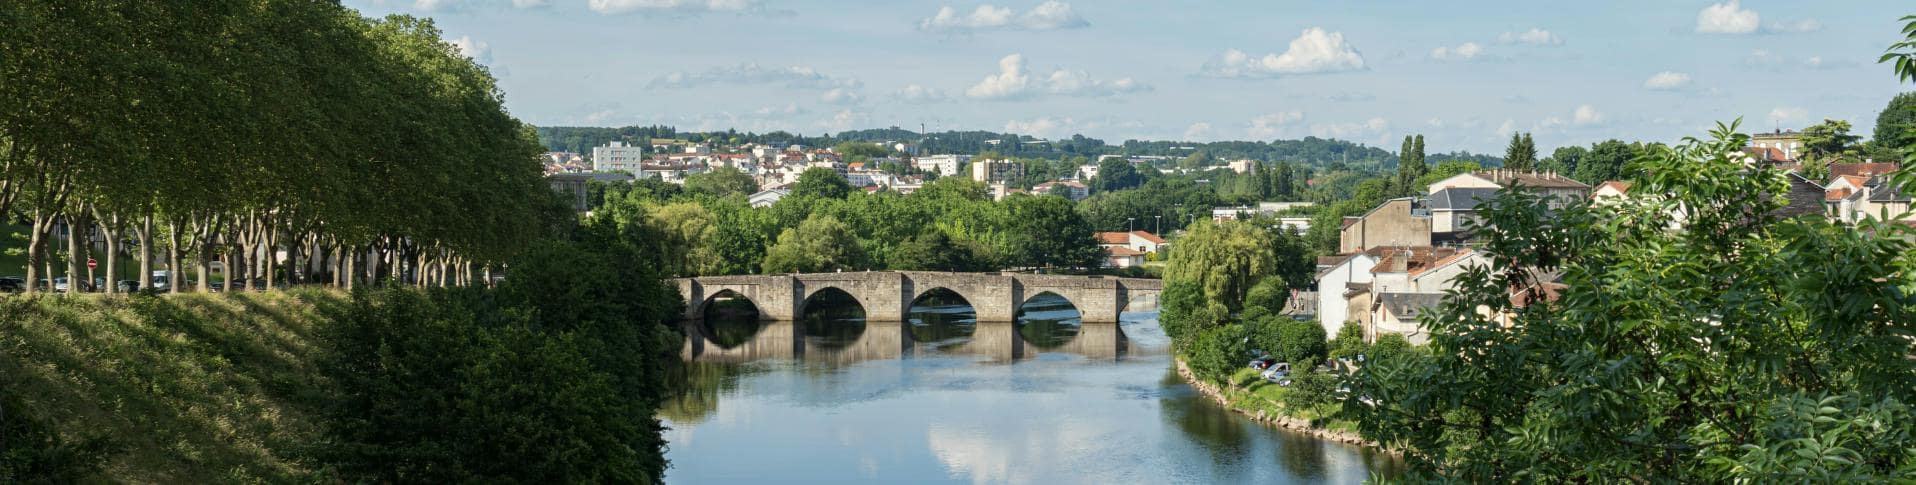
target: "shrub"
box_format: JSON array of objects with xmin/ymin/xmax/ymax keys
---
[
  {"xmin": 1186, "ymin": 323, "xmax": 1248, "ymax": 384},
  {"xmin": 1328, "ymin": 321, "xmax": 1368, "ymax": 360}
]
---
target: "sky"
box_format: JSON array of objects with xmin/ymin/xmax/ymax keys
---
[{"xmin": 347, "ymin": 0, "xmax": 1912, "ymax": 154}]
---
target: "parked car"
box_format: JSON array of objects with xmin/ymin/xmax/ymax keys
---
[
  {"xmin": 0, "ymin": 276, "xmax": 24, "ymax": 293},
  {"xmin": 115, "ymin": 280, "xmax": 141, "ymax": 292},
  {"xmin": 208, "ymin": 281, "xmax": 224, "ymax": 292},
  {"xmin": 1261, "ymin": 362, "xmax": 1293, "ymax": 386},
  {"xmin": 53, "ymin": 277, "xmax": 71, "ymax": 292},
  {"xmin": 1249, "ymin": 356, "xmax": 1277, "ymax": 370}
]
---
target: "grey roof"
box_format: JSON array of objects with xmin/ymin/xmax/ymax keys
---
[
  {"xmin": 1867, "ymin": 177, "xmax": 1911, "ymax": 203},
  {"xmin": 1427, "ymin": 187, "xmax": 1500, "ymax": 211},
  {"xmin": 1773, "ymin": 173, "xmax": 1831, "ymax": 218},
  {"xmin": 1375, "ymin": 293, "xmax": 1445, "ymax": 319}
]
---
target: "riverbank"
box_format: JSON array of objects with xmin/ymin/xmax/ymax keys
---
[
  {"xmin": 1, "ymin": 290, "xmax": 345, "ymax": 482},
  {"xmin": 1174, "ymin": 358, "xmax": 1391, "ymax": 452}
]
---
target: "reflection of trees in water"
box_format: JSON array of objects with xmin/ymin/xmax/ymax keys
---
[
  {"xmin": 1016, "ymin": 292, "xmax": 1081, "ymax": 349},
  {"xmin": 801, "ymin": 289, "xmax": 866, "ymax": 350},
  {"xmin": 702, "ymin": 296, "xmax": 763, "ymax": 349},
  {"xmin": 909, "ymin": 288, "xmax": 976, "ymax": 344},
  {"xmin": 658, "ymin": 361, "xmax": 751, "ymax": 425},
  {"xmin": 1159, "ymin": 366, "xmax": 1249, "ymax": 461}
]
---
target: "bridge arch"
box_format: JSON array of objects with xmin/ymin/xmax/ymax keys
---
[{"xmin": 797, "ymin": 285, "xmax": 870, "ymax": 319}]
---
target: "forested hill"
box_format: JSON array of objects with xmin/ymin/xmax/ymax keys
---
[{"xmin": 534, "ymin": 125, "xmax": 1502, "ymax": 169}]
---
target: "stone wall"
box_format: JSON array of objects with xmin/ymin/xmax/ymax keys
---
[{"xmin": 675, "ymin": 271, "xmax": 1161, "ymax": 324}]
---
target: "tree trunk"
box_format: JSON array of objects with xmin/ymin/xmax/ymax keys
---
[
  {"xmin": 166, "ymin": 219, "xmax": 183, "ymax": 293},
  {"xmin": 66, "ymin": 215, "xmax": 83, "ymax": 294},
  {"xmin": 137, "ymin": 214, "xmax": 152, "ymax": 293},
  {"xmin": 23, "ymin": 209, "xmax": 53, "ymax": 294},
  {"xmin": 93, "ymin": 207, "xmax": 119, "ymax": 294}
]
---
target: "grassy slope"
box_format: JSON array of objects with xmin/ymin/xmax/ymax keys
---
[{"xmin": 0, "ymin": 289, "xmax": 348, "ymax": 482}]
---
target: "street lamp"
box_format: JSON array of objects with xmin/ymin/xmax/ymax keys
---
[
  {"xmin": 1154, "ymin": 215, "xmax": 1162, "ymax": 234},
  {"xmin": 1127, "ymin": 217, "xmax": 1135, "ymax": 232}
]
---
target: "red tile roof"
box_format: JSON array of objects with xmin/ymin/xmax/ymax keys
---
[
  {"xmin": 1830, "ymin": 163, "xmax": 1900, "ymax": 179},
  {"xmin": 1130, "ymin": 231, "xmax": 1166, "ymax": 244},
  {"xmin": 1095, "ymin": 232, "xmax": 1131, "ymax": 245},
  {"xmin": 1595, "ymin": 180, "xmax": 1632, "ymax": 195},
  {"xmin": 1105, "ymin": 246, "xmax": 1145, "ymax": 256}
]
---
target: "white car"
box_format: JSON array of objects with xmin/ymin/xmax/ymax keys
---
[{"xmin": 1260, "ymin": 362, "xmax": 1292, "ymax": 386}]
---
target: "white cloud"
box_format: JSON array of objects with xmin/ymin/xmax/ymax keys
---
[
  {"xmin": 1573, "ymin": 104, "xmax": 1603, "ymax": 125},
  {"xmin": 583, "ymin": 109, "xmax": 618, "ymax": 124},
  {"xmin": 1643, "ymin": 71, "xmax": 1692, "ymax": 90},
  {"xmin": 819, "ymin": 110, "xmax": 865, "ymax": 131},
  {"xmin": 893, "ymin": 84, "xmax": 949, "ymax": 103},
  {"xmin": 1696, "ymin": 0, "xmax": 1759, "ymax": 34},
  {"xmin": 752, "ymin": 103, "xmax": 807, "ymax": 117},
  {"xmin": 512, "ymin": 0, "xmax": 547, "ymax": 7},
  {"xmin": 965, "ymin": 54, "xmax": 1147, "ymax": 100},
  {"xmin": 649, "ymin": 62, "xmax": 859, "ymax": 90},
  {"xmin": 820, "ymin": 88, "xmax": 862, "ymax": 105},
  {"xmin": 919, "ymin": 1, "xmax": 1087, "ymax": 32},
  {"xmin": 1498, "ymin": 28, "xmax": 1562, "ymax": 46},
  {"xmin": 588, "ymin": 0, "xmax": 759, "ymax": 15},
  {"xmin": 1768, "ymin": 107, "xmax": 1808, "ymax": 124},
  {"xmin": 1431, "ymin": 42, "xmax": 1484, "ymax": 61},
  {"xmin": 1201, "ymin": 28, "xmax": 1365, "ymax": 78},
  {"xmin": 1323, "ymin": 92, "xmax": 1374, "ymax": 102},
  {"xmin": 451, "ymin": 36, "xmax": 491, "ymax": 64},
  {"xmin": 1248, "ymin": 111, "xmax": 1305, "ymax": 138},
  {"xmin": 1495, "ymin": 118, "xmax": 1517, "ymax": 135},
  {"xmin": 413, "ymin": 0, "xmax": 460, "ymax": 11},
  {"xmin": 1182, "ymin": 122, "xmax": 1214, "ymax": 141},
  {"xmin": 1309, "ymin": 117, "xmax": 1388, "ymax": 139},
  {"xmin": 1764, "ymin": 19, "xmax": 1822, "ymax": 34},
  {"xmin": 1004, "ymin": 116, "xmax": 1073, "ymax": 138}
]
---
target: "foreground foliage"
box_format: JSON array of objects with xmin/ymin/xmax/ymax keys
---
[{"xmin": 1349, "ymin": 124, "xmax": 1916, "ymax": 481}]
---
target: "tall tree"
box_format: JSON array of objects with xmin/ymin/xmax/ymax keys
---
[
  {"xmin": 790, "ymin": 167, "xmax": 852, "ymax": 199},
  {"xmin": 1503, "ymin": 132, "xmax": 1538, "ymax": 171},
  {"xmin": 1872, "ymin": 92, "xmax": 1916, "ymax": 150},
  {"xmin": 681, "ymin": 167, "xmax": 758, "ymax": 197},
  {"xmin": 761, "ymin": 214, "xmax": 865, "ymax": 274},
  {"xmin": 1092, "ymin": 157, "xmax": 1143, "ymax": 192}
]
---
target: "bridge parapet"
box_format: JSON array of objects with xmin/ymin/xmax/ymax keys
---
[{"xmin": 673, "ymin": 271, "xmax": 1163, "ymax": 324}]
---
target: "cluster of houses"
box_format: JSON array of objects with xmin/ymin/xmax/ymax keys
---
[
  {"xmin": 1315, "ymin": 128, "xmax": 1910, "ymax": 346},
  {"xmin": 545, "ymin": 139, "xmax": 1115, "ymax": 211}
]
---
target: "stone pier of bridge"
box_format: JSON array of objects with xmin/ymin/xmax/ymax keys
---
[{"xmin": 672, "ymin": 271, "xmax": 1162, "ymax": 324}]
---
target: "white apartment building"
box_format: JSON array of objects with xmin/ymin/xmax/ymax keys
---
[
  {"xmin": 592, "ymin": 141, "xmax": 645, "ymax": 173},
  {"xmin": 915, "ymin": 154, "xmax": 970, "ymax": 177}
]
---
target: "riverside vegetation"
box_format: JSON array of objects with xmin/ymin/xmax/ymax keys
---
[{"xmin": 1158, "ymin": 17, "xmax": 1916, "ymax": 479}]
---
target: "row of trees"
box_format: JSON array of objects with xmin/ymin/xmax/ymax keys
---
[
  {"xmin": 3, "ymin": 3, "xmax": 555, "ymax": 294},
  {"xmin": 587, "ymin": 169, "xmax": 1104, "ymax": 277}
]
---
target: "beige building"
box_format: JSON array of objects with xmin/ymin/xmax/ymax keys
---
[
  {"xmin": 1339, "ymin": 198, "xmax": 1432, "ymax": 254},
  {"xmin": 970, "ymin": 159, "xmax": 1024, "ymax": 183},
  {"xmin": 1425, "ymin": 170, "xmax": 1591, "ymax": 210}
]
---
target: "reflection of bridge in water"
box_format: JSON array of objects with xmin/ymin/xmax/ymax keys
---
[{"xmin": 681, "ymin": 321, "xmax": 1144, "ymax": 365}]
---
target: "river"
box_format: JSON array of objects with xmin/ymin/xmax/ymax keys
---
[{"xmin": 661, "ymin": 290, "xmax": 1404, "ymax": 484}]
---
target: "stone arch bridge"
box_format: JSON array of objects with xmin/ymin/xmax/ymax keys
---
[{"xmin": 673, "ymin": 271, "xmax": 1163, "ymax": 324}]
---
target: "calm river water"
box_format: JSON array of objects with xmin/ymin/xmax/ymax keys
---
[{"xmin": 662, "ymin": 291, "xmax": 1403, "ymax": 484}]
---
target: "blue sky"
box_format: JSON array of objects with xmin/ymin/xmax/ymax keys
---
[{"xmin": 347, "ymin": 0, "xmax": 1911, "ymax": 153}]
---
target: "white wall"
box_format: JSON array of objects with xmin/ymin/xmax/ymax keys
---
[{"xmin": 1315, "ymin": 254, "xmax": 1377, "ymax": 337}]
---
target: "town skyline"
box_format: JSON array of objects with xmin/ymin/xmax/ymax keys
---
[{"xmin": 349, "ymin": 0, "xmax": 1906, "ymax": 153}]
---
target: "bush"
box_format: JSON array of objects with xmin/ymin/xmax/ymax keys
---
[
  {"xmin": 1368, "ymin": 333, "xmax": 1414, "ymax": 365},
  {"xmin": 1185, "ymin": 323, "xmax": 1248, "ymax": 384},
  {"xmin": 1274, "ymin": 319, "xmax": 1328, "ymax": 368},
  {"xmin": 1281, "ymin": 367, "xmax": 1339, "ymax": 418},
  {"xmin": 319, "ymin": 235, "xmax": 683, "ymax": 483},
  {"xmin": 1328, "ymin": 321, "xmax": 1367, "ymax": 360}
]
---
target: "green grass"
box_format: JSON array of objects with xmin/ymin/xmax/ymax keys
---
[
  {"xmin": 1221, "ymin": 366, "xmax": 1356, "ymax": 429},
  {"xmin": 0, "ymin": 289, "xmax": 351, "ymax": 482}
]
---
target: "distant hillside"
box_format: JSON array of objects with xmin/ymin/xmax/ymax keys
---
[{"xmin": 534, "ymin": 125, "xmax": 1501, "ymax": 170}]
